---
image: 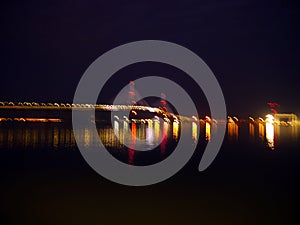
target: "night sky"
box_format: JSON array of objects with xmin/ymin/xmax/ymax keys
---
[{"xmin": 1, "ymin": 0, "xmax": 300, "ymax": 117}]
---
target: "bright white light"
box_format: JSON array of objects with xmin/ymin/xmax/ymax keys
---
[
  {"xmin": 147, "ymin": 107, "xmax": 155, "ymax": 112},
  {"xmin": 205, "ymin": 116, "xmax": 211, "ymax": 122},
  {"xmin": 192, "ymin": 116, "xmax": 198, "ymax": 121},
  {"xmin": 266, "ymin": 122, "xmax": 274, "ymax": 150},
  {"xmin": 265, "ymin": 114, "xmax": 274, "ymax": 124}
]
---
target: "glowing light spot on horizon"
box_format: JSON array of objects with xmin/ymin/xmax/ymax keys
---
[{"xmin": 205, "ymin": 116, "xmax": 211, "ymax": 123}]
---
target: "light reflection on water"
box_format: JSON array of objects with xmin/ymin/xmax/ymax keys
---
[
  {"xmin": 173, "ymin": 121, "xmax": 179, "ymax": 141},
  {"xmin": 258, "ymin": 123, "xmax": 265, "ymax": 140},
  {"xmin": 205, "ymin": 122, "xmax": 211, "ymax": 141},
  {"xmin": 227, "ymin": 122, "xmax": 238, "ymax": 141},
  {"xmin": 192, "ymin": 122, "xmax": 197, "ymax": 143},
  {"xmin": 249, "ymin": 123, "xmax": 255, "ymax": 139},
  {"xmin": 265, "ymin": 122, "xmax": 274, "ymax": 150},
  {"xmin": 0, "ymin": 121, "xmax": 299, "ymax": 153}
]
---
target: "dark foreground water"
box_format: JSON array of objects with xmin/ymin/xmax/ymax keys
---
[{"xmin": 0, "ymin": 121, "xmax": 299, "ymax": 225}]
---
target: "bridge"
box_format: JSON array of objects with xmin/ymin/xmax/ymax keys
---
[
  {"xmin": 0, "ymin": 101, "xmax": 183, "ymax": 123},
  {"xmin": 0, "ymin": 82, "xmax": 214, "ymax": 124}
]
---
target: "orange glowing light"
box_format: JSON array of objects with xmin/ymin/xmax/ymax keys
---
[{"xmin": 205, "ymin": 121, "xmax": 211, "ymax": 141}]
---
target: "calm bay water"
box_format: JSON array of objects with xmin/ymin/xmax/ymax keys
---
[{"xmin": 0, "ymin": 121, "xmax": 299, "ymax": 225}]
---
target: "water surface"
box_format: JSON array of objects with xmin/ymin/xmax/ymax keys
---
[{"xmin": 0, "ymin": 121, "xmax": 299, "ymax": 225}]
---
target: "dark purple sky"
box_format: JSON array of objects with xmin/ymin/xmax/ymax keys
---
[{"xmin": 1, "ymin": 0, "xmax": 299, "ymax": 117}]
